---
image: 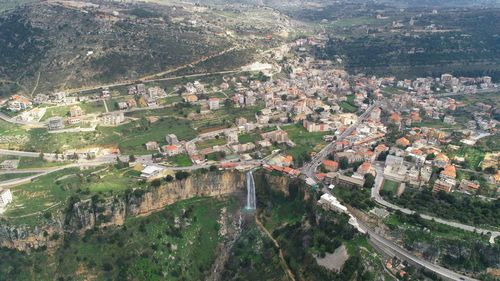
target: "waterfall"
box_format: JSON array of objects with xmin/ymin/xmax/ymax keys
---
[{"xmin": 246, "ymin": 171, "xmax": 256, "ymax": 210}]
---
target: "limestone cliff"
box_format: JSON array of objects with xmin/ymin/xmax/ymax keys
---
[{"xmin": 0, "ymin": 171, "xmax": 245, "ymax": 250}]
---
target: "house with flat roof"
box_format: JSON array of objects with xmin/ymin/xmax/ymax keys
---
[
  {"xmin": 0, "ymin": 189, "xmax": 13, "ymax": 207},
  {"xmin": 0, "ymin": 159, "xmax": 19, "ymax": 170}
]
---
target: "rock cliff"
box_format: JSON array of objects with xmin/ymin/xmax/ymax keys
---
[{"xmin": 0, "ymin": 171, "xmax": 245, "ymax": 250}]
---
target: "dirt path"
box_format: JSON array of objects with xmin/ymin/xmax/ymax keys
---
[{"xmin": 255, "ymin": 216, "xmax": 297, "ymax": 281}]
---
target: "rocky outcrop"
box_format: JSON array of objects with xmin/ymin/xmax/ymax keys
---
[{"xmin": 0, "ymin": 171, "xmax": 245, "ymax": 250}]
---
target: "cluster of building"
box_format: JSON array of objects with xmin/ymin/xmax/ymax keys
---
[{"xmin": 127, "ymin": 84, "xmax": 167, "ymax": 108}]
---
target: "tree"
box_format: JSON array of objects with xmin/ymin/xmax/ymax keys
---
[
  {"xmin": 339, "ymin": 157, "xmax": 349, "ymax": 170},
  {"xmin": 129, "ymin": 154, "xmax": 136, "ymax": 162},
  {"xmin": 425, "ymin": 153, "xmax": 436, "ymax": 160},
  {"xmin": 175, "ymin": 171, "xmax": 190, "ymax": 181},
  {"xmin": 151, "ymin": 179, "xmax": 162, "ymax": 187},
  {"xmin": 484, "ymin": 166, "xmax": 496, "ymax": 174},
  {"xmin": 363, "ymin": 174, "xmax": 375, "ymax": 188}
]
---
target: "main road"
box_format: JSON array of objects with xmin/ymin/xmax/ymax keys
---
[{"xmin": 360, "ymin": 220, "xmax": 478, "ymax": 281}]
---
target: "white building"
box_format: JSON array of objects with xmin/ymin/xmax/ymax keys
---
[
  {"xmin": 48, "ymin": 117, "xmax": 65, "ymax": 130},
  {"xmin": 318, "ymin": 194, "xmax": 348, "ymax": 213},
  {"xmin": 0, "ymin": 159, "xmax": 20, "ymax": 170},
  {"xmin": 0, "ymin": 189, "xmax": 13, "ymax": 207},
  {"xmin": 140, "ymin": 165, "xmax": 164, "ymax": 179},
  {"xmin": 208, "ymin": 98, "xmax": 220, "ymax": 110},
  {"xmin": 101, "ymin": 112, "xmax": 125, "ymax": 126}
]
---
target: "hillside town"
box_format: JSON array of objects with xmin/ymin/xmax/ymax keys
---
[{"xmin": 1, "ymin": 39, "xmax": 499, "ymax": 201}]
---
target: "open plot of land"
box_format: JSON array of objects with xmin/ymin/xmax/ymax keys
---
[
  {"xmin": 414, "ymin": 119, "xmax": 461, "ymax": 130},
  {"xmin": 282, "ymin": 124, "xmax": 329, "ymax": 163},
  {"xmin": 168, "ymin": 154, "xmax": 192, "ymax": 167},
  {"xmin": 191, "ymin": 104, "xmax": 263, "ymax": 132},
  {"xmin": 96, "ymin": 117, "xmax": 196, "ymax": 155},
  {"xmin": 0, "ymin": 119, "xmax": 30, "ymax": 149},
  {"xmin": 18, "ymin": 157, "xmax": 70, "ymax": 169},
  {"xmin": 22, "ymin": 117, "xmax": 196, "ymax": 155},
  {"xmin": 196, "ymin": 138, "xmax": 227, "ymax": 150},
  {"xmin": 40, "ymin": 101, "xmax": 106, "ymax": 121},
  {"xmin": 238, "ymin": 133, "xmax": 261, "ymax": 144},
  {"xmin": 446, "ymin": 146, "xmax": 485, "ymax": 170},
  {"xmin": 3, "ymin": 166, "xmax": 143, "ymax": 226}
]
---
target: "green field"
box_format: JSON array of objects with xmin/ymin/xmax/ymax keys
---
[
  {"xmin": 0, "ymin": 172, "xmax": 37, "ymax": 182},
  {"xmin": 339, "ymin": 95, "xmax": 358, "ymax": 113},
  {"xmin": 191, "ymin": 104, "xmax": 263, "ymax": 132},
  {"xmin": 17, "ymin": 157, "xmax": 70, "ymax": 169},
  {"xmin": 445, "ymin": 146, "xmax": 485, "ymax": 170},
  {"xmin": 382, "ymin": 179, "xmax": 399, "ymax": 194},
  {"xmin": 22, "ymin": 117, "xmax": 196, "ymax": 155},
  {"xmin": 2, "ymin": 166, "xmax": 144, "ymax": 226},
  {"xmin": 282, "ymin": 124, "xmax": 329, "ymax": 165},
  {"xmin": 238, "ymin": 133, "xmax": 261, "ymax": 144},
  {"xmin": 169, "ymin": 154, "xmax": 192, "ymax": 167},
  {"xmin": 0, "ymin": 119, "xmax": 29, "ymax": 141},
  {"xmin": 40, "ymin": 101, "xmax": 106, "ymax": 121},
  {"xmin": 413, "ymin": 119, "xmax": 460, "ymax": 129},
  {"xmin": 196, "ymin": 138, "xmax": 227, "ymax": 150}
]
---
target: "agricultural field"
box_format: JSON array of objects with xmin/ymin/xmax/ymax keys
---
[
  {"xmin": 413, "ymin": 118, "xmax": 463, "ymax": 130},
  {"xmin": 17, "ymin": 157, "xmax": 70, "ymax": 169},
  {"xmin": 445, "ymin": 146, "xmax": 485, "ymax": 171},
  {"xmin": 0, "ymin": 119, "xmax": 30, "ymax": 149}
]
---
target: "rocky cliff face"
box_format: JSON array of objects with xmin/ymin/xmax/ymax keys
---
[{"xmin": 0, "ymin": 171, "xmax": 245, "ymax": 250}]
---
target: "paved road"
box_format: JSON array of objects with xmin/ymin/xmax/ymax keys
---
[
  {"xmin": 0, "ymin": 159, "xmax": 115, "ymax": 188},
  {"xmin": 372, "ymin": 164, "xmax": 500, "ymax": 244},
  {"xmin": 321, "ymin": 187, "xmax": 476, "ymax": 281},
  {"xmin": 361, "ymin": 221, "xmax": 478, "ymax": 281}
]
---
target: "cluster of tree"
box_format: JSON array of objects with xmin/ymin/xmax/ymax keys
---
[
  {"xmin": 150, "ymin": 171, "xmax": 191, "ymax": 187},
  {"xmin": 390, "ymin": 189, "xmax": 500, "ymax": 227}
]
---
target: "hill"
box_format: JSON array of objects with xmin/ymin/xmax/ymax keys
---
[{"xmin": 0, "ymin": 1, "xmax": 237, "ymax": 97}]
